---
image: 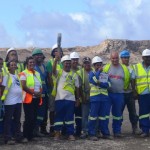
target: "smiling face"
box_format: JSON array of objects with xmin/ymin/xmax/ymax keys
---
[
  {"xmin": 8, "ymin": 61, "xmax": 17, "ymax": 74},
  {"xmin": 33, "ymin": 53, "xmax": 44, "ymax": 64},
  {"xmin": 63, "ymin": 60, "xmax": 71, "ymax": 72},
  {"xmin": 111, "ymin": 52, "xmax": 119, "ymax": 66},
  {"xmin": 143, "ymin": 56, "xmax": 150, "ymax": 67},
  {"xmin": 27, "ymin": 58, "xmax": 35, "ymax": 70},
  {"xmin": 8, "ymin": 50, "xmax": 18, "ymax": 62},
  {"xmin": 121, "ymin": 57, "xmax": 130, "ymax": 66},
  {"xmin": 71, "ymin": 58, "xmax": 79, "ymax": 69}
]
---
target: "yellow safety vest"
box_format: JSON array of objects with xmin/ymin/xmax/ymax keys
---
[
  {"xmin": 1, "ymin": 74, "xmax": 22, "ymax": 101},
  {"xmin": 20, "ymin": 69, "xmax": 42, "ymax": 104},
  {"xmin": 103, "ymin": 63, "xmax": 130, "ymax": 90},
  {"xmin": 51, "ymin": 70, "xmax": 76, "ymax": 97},
  {"xmin": 89, "ymin": 71, "xmax": 109, "ymax": 97},
  {"xmin": 3, "ymin": 62, "xmax": 24, "ymax": 75},
  {"xmin": 133, "ymin": 63, "xmax": 150, "ymax": 94}
]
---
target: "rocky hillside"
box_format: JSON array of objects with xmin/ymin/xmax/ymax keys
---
[{"xmin": 1, "ymin": 39, "xmax": 150, "ymax": 64}]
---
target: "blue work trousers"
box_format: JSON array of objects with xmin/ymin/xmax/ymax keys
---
[
  {"xmin": 54, "ymin": 100, "xmax": 75, "ymax": 135},
  {"xmin": 138, "ymin": 94, "xmax": 150, "ymax": 134}
]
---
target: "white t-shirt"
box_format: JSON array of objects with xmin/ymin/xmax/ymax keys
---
[
  {"xmin": 2, "ymin": 74, "xmax": 22, "ymax": 105},
  {"xmin": 20, "ymin": 74, "xmax": 41, "ymax": 98},
  {"xmin": 55, "ymin": 71, "xmax": 79, "ymax": 101}
]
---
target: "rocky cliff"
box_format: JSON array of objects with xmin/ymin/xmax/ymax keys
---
[{"xmin": 1, "ymin": 39, "xmax": 150, "ymax": 64}]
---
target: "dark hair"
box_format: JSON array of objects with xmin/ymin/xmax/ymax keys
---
[
  {"xmin": 6, "ymin": 59, "xmax": 17, "ymax": 67},
  {"xmin": 24, "ymin": 56, "xmax": 34, "ymax": 67}
]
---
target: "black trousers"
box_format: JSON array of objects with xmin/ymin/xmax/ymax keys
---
[
  {"xmin": 4, "ymin": 103, "xmax": 22, "ymax": 141},
  {"xmin": 23, "ymin": 98, "xmax": 40, "ymax": 140},
  {"xmin": 123, "ymin": 93, "xmax": 138, "ymax": 126}
]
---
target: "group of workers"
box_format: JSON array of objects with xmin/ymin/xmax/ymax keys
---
[{"xmin": 0, "ymin": 44, "xmax": 150, "ymax": 145}]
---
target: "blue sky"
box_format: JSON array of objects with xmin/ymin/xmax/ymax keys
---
[{"xmin": 0, "ymin": 0, "xmax": 149, "ymax": 48}]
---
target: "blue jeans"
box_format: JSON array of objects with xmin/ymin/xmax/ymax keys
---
[{"xmin": 82, "ymin": 103, "xmax": 90, "ymax": 133}]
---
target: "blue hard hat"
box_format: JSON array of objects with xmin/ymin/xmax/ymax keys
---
[{"xmin": 120, "ymin": 50, "xmax": 130, "ymax": 58}]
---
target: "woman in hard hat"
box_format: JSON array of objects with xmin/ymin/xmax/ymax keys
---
[
  {"xmin": 1, "ymin": 60, "xmax": 24, "ymax": 144},
  {"xmin": 3, "ymin": 47, "xmax": 24, "ymax": 75},
  {"xmin": 88, "ymin": 56, "xmax": 112, "ymax": 141}
]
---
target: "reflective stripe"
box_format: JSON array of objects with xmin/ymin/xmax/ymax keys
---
[
  {"xmin": 133, "ymin": 63, "xmax": 150, "ymax": 94},
  {"xmin": 89, "ymin": 116, "xmax": 97, "ymax": 120},
  {"xmin": 136, "ymin": 82, "xmax": 150, "ymax": 86},
  {"xmin": 113, "ymin": 116, "xmax": 123, "ymax": 120},
  {"xmin": 65, "ymin": 121, "xmax": 74, "ymax": 125},
  {"xmin": 106, "ymin": 115, "xmax": 110, "ymax": 119},
  {"xmin": 139, "ymin": 114, "xmax": 150, "ymax": 119},
  {"xmin": 136, "ymin": 75, "xmax": 150, "ymax": 79},
  {"xmin": 75, "ymin": 116, "xmax": 82, "ymax": 119},
  {"xmin": 37, "ymin": 116, "xmax": 43, "ymax": 121},
  {"xmin": 54, "ymin": 122, "xmax": 64, "ymax": 126},
  {"xmin": 98, "ymin": 117, "xmax": 106, "ymax": 120},
  {"xmin": 93, "ymin": 76, "xmax": 98, "ymax": 83}
]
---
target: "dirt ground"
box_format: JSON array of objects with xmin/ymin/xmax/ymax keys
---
[{"xmin": 1, "ymin": 102, "xmax": 150, "ymax": 150}]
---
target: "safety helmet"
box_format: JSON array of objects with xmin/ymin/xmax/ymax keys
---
[
  {"xmin": 7, "ymin": 47, "xmax": 16, "ymax": 54},
  {"xmin": 92, "ymin": 56, "xmax": 103, "ymax": 64},
  {"xmin": 142, "ymin": 49, "xmax": 150, "ymax": 56},
  {"xmin": 120, "ymin": 50, "xmax": 130, "ymax": 58},
  {"xmin": 51, "ymin": 43, "xmax": 63, "ymax": 58},
  {"xmin": 32, "ymin": 48, "xmax": 43, "ymax": 56},
  {"xmin": 70, "ymin": 52, "xmax": 80, "ymax": 59},
  {"xmin": 61, "ymin": 55, "xmax": 71, "ymax": 63}
]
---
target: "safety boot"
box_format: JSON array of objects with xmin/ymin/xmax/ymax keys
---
[{"xmin": 54, "ymin": 131, "xmax": 61, "ymax": 141}]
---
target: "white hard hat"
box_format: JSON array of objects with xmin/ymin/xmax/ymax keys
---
[
  {"xmin": 142, "ymin": 49, "xmax": 150, "ymax": 56},
  {"xmin": 92, "ymin": 56, "xmax": 103, "ymax": 64},
  {"xmin": 70, "ymin": 52, "xmax": 80, "ymax": 59},
  {"xmin": 7, "ymin": 47, "xmax": 16, "ymax": 54},
  {"xmin": 52, "ymin": 44, "xmax": 58, "ymax": 51},
  {"xmin": 61, "ymin": 55, "xmax": 71, "ymax": 63}
]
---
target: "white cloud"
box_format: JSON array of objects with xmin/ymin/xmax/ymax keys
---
[{"xmin": 15, "ymin": 0, "xmax": 150, "ymax": 47}]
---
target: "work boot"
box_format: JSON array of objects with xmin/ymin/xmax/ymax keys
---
[
  {"xmin": 89, "ymin": 136, "xmax": 98, "ymax": 141},
  {"xmin": 49, "ymin": 126, "xmax": 55, "ymax": 137},
  {"xmin": 54, "ymin": 131, "xmax": 61, "ymax": 141},
  {"xmin": 80, "ymin": 132, "xmax": 88, "ymax": 139},
  {"xmin": 114, "ymin": 133, "xmax": 124, "ymax": 138},
  {"xmin": 41, "ymin": 127, "xmax": 49, "ymax": 136},
  {"xmin": 139, "ymin": 132, "xmax": 149, "ymax": 138},
  {"xmin": 132, "ymin": 125, "xmax": 141, "ymax": 135},
  {"xmin": 33, "ymin": 127, "xmax": 44, "ymax": 137},
  {"xmin": 68, "ymin": 135, "xmax": 75, "ymax": 141}
]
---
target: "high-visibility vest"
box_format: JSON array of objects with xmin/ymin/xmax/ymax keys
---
[
  {"xmin": 51, "ymin": 70, "xmax": 76, "ymax": 97},
  {"xmin": 20, "ymin": 69, "xmax": 42, "ymax": 104},
  {"xmin": 3, "ymin": 62, "xmax": 24, "ymax": 75},
  {"xmin": 133, "ymin": 63, "xmax": 150, "ymax": 94},
  {"xmin": 1, "ymin": 73, "xmax": 22, "ymax": 101},
  {"xmin": 89, "ymin": 71, "xmax": 109, "ymax": 97},
  {"xmin": 50, "ymin": 58, "xmax": 63, "ymax": 73},
  {"xmin": 103, "ymin": 63, "xmax": 130, "ymax": 90}
]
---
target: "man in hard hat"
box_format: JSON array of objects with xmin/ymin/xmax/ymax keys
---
[
  {"xmin": 103, "ymin": 51, "xmax": 130, "ymax": 137},
  {"xmin": 52, "ymin": 55, "xmax": 80, "ymax": 141},
  {"xmin": 120, "ymin": 50, "xmax": 139, "ymax": 134},
  {"xmin": 32, "ymin": 48, "xmax": 49, "ymax": 136},
  {"xmin": 70, "ymin": 52, "xmax": 82, "ymax": 137},
  {"xmin": 131, "ymin": 49, "xmax": 150, "ymax": 137},
  {"xmin": 46, "ymin": 44, "xmax": 63, "ymax": 136},
  {"xmin": 3, "ymin": 47, "xmax": 24, "ymax": 75},
  {"xmin": 77, "ymin": 57, "xmax": 92, "ymax": 139},
  {"xmin": 88, "ymin": 56, "xmax": 111, "ymax": 141}
]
